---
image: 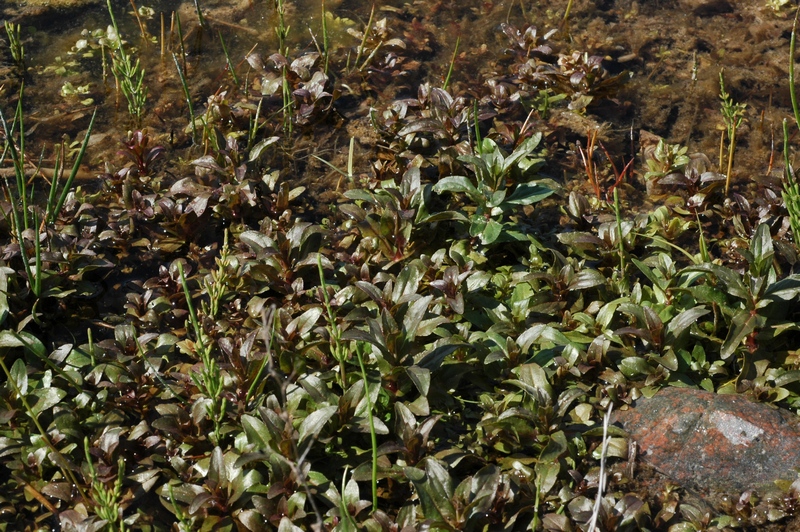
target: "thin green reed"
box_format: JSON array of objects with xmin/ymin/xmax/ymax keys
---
[
  {"xmin": 173, "ymin": 52, "xmax": 198, "ymax": 143},
  {"xmin": 355, "ymin": 342, "xmax": 379, "ymax": 513},
  {"xmin": 219, "ymin": 31, "xmax": 240, "ymax": 86},
  {"xmin": 49, "ymin": 109, "xmax": 97, "ymax": 224}
]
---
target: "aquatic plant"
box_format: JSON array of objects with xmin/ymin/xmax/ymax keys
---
[
  {"xmin": 106, "ymin": 0, "xmax": 148, "ymax": 125},
  {"xmin": 719, "ymin": 70, "xmax": 746, "ymax": 196},
  {"xmin": 3, "ymin": 21, "xmax": 24, "ymax": 72},
  {"xmin": 431, "ymin": 134, "xmax": 554, "ymax": 245},
  {"xmin": 6, "ymin": 2, "xmax": 800, "ymax": 530}
]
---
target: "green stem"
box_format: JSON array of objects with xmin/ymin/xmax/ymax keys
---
[
  {"xmin": 355, "ymin": 342, "xmax": 378, "ymax": 513},
  {"xmin": 172, "ymin": 52, "xmax": 198, "ymax": 143},
  {"xmin": 51, "ymin": 108, "xmax": 97, "ymax": 224},
  {"xmin": 442, "ymin": 36, "xmax": 460, "ymax": 91},
  {"xmin": 790, "ymin": 10, "xmax": 800, "ymax": 132}
]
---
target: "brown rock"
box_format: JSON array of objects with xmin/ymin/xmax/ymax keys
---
[{"xmin": 613, "ymin": 387, "xmax": 800, "ymax": 494}]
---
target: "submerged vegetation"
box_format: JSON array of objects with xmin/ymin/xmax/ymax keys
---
[{"xmin": 4, "ymin": 0, "xmax": 800, "ymax": 530}]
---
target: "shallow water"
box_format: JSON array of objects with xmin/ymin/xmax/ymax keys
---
[{"xmin": 1, "ymin": 0, "xmax": 798, "ymax": 204}]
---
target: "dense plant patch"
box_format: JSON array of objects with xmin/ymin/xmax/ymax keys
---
[{"xmin": 4, "ymin": 0, "xmax": 800, "ymax": 530}]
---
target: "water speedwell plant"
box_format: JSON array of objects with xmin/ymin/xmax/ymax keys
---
[{"xmin": 431, "ymin": 133, "xmax": 554, "ymax": 245}]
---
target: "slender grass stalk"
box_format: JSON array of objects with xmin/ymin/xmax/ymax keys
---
[
  {"xmin": 318, "ymin": 255, "xmax": 347, "ymax": 385},
  {"xmin": 172, "ymin": 52, "xmax": 198, "ymax": 143},
  {"xmin": 587, "ymin": 402, "xmax": 613, "ymax": 532},
  {"xmin": 193, "ymin": 0, "xmax": 208, "ymax": 30},
  {"xmin": 442, "ymin": 36, "xmax": 460, "ymax": 91},
  {"xmin": 160, "ymin": 12, "xmax": 165, "ymax": 59},
  {"xmin": 353, "ymin": 3, "xmax": 375, "ymax": 72},
  {"xmin": 338, "ymin": 467, "xmax": 358, "ymax": 528},
  {"xmin": 49, "ymin": 108, "xmax": 97, "ymax": 224},
  {"xmin": 218, "ymin": 31, "xmax": 240, "ymax": 86},
  {"xmin": 30, "ymin": 205, "xmax": 41, "ymax": 297},
  {"xmin": 14, "ymin": 90, "xmax": 28, "ymax": 230},
  {"xmin": 281, "ymin": 68, "xmax": 293, "ymax": 134},
  {"xmin": 473, "ymin": 100, "xmax": 482, "ymax": 154},
  {"xmin": 613, "ymin": 187, "xmax": 625, "ymax": 275},
  {"xmin": 355, "ymin": 342, "xmax": 378, "ymax": 513},
  {"xmin": 0, "ymin": 88, "xmax": 41, "ymax": 297},
  {"xmin": 321, "ymin": 0, "xmax": 329, "ymax": 74},
  {"xmin": 311, "ymin": 137, "xmax": 355, "ymax": 183},
  {"xmin": 719, "ymin": 70, "xmax": 746, "ymax": 195},
  {"xmin": 88, "ymin": 327, "xmax": 96, "ymax": 366},
  {"xmin": 45, "ymin": 143, "xmax": 63, "ymax": 224},
  {"xmin": 175, "ymin": 12, "xmax": 188, "ymax": 76},
  {"xmin": 273, "ymin": 0, "xmax": 294, "ymax": 136},
  {"xmin": 245, "ymin": 305, "xmax": 276, "ymax": 404},
  {"xmin": 177, "ymin": 261, "xmax": 225, "ymax": 445},
  {"xmin": 790, "ymin": 10, "xmax": 800, "ymax": 131},
  {"xmin": 129, "ymin": 0, "xmax": 148, "ymax": 42},
  {"xmin": 561, "ymin": 0, "xmax": 574, "ymax": 33},
  {"xmin": 246, "ymin": 97, "xmax": 263, "ymax": 152}
]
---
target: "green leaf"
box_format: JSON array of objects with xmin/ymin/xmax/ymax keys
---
[
  {"xmin": 720, "ymin": 310, "xmax": 763, "ymax": 359},
  {"xmin": 241, "ymin": 414, "xmax": 273, "ymax": 451},
  {"xmin": 406, "ymin": 366, "xmax": 430, "ymax": 397},
  {"xmin": 248, "ymin": 136, "xmax": 279, "ymax": 161},
  {"xmin": 534, "ymin": 460, "xmax": 560, "ymax": 496},
  {"xmin": 619, "ymin": 357, "xmax": 655, "ymax": 378},
  {"xmin": 0, "ymin": 268, "xmax": 11, "ymax": 327},
  {"xmin": 392, "ymin": 259, "xmax": 426, "ymax": 304},
  {"xmin": 0, "ymin": 330, "xmax": 46, "ymax": 358},
  {"xmin": 239, "ymin": 230, "xmax": 274, "ymax": 254},
  {"xmin": 298, "ymin": 405, "xmax": 337, "ymax": 445},
  {"xmin": 404, "ymin": 466, "xmax": 443, "ymax": 522},
  {"xmin": 405, "ymin": 459, "xmax": 456, "ymax": 523},
  {"xmin": 749, "ymin": 223, "xmax": 774, "ymax": 277},
  {"xmin": 10, "ymin": 358, "xmax": 27, "ymax": 396},
  {"xmin": 403, "ymin": 295, "xmax": 432, "ymax": 343},
  {"xmin": 30, "ymin": 387, "xmax": 67, "ymax": 416},
  {"xmin": 480, "ymin": 219, "xmax": 503, "ymax": 245},
  {"xmin": 423, "ymin": 458, "xmax": 456, "ymax": 521},
  {"xmin": 207, "ymin": 446, "xmax": 224, "ymax": 490},
  {"xmin": 420, "ymin": 210, "xmax": 470, "ymax": 223},
  {"xmin": 664, "ymin": 306, "xmax": 709, "ymax": 347},
  {"xmin": 504, "ymin": 182, "xmax": 554, "ymax": 205},
  {"xmin": 417, "ymin": 342, "xmax": 464, "ymax": 370},
  {"xmin": 288, "ymin": 307, "xmax": 323, "ymax": 337},
  {"xmin": 503, "ymin": 133, "xmax": 542, "ymax": 172},
  {"xmin": 432, "ymin": 176, "xmax": 478, "ymax": 197},
  {"xmin": 764, "ymin": 274, "xmax": 800, "ymax": 302},
  {"xmin": 685, "ymin": 263, "xmax": 749, "ymax": 303},
  {"xmin": 567, "ymin": 268, "xmax": 606, "ymax": 290},
  {"xmin": 355, "ymin": 281, "xmax": 385, "ymax": 306}
]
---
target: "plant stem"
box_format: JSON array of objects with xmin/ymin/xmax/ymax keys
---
[
  {"xmin": 790, "ymin": 10, "xmax": 800, "ymax": 132},
  {"xmin": 219, "ymin": 31, "xmax": 240, "ymax": 86},
  {"xmin": 173, "ymin": 52, "xmax": 198, "ymax": 143},
  {"xmin": 442, "ymin": 36, "xmax": 460, "ymax": 91},
  {"xmin": 355, "ymin": 342, "xmax": 378, "ymax": 513},
  {"xmin": 50, "ymin": 108, "xmax": 97, "ymax": 224}
]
